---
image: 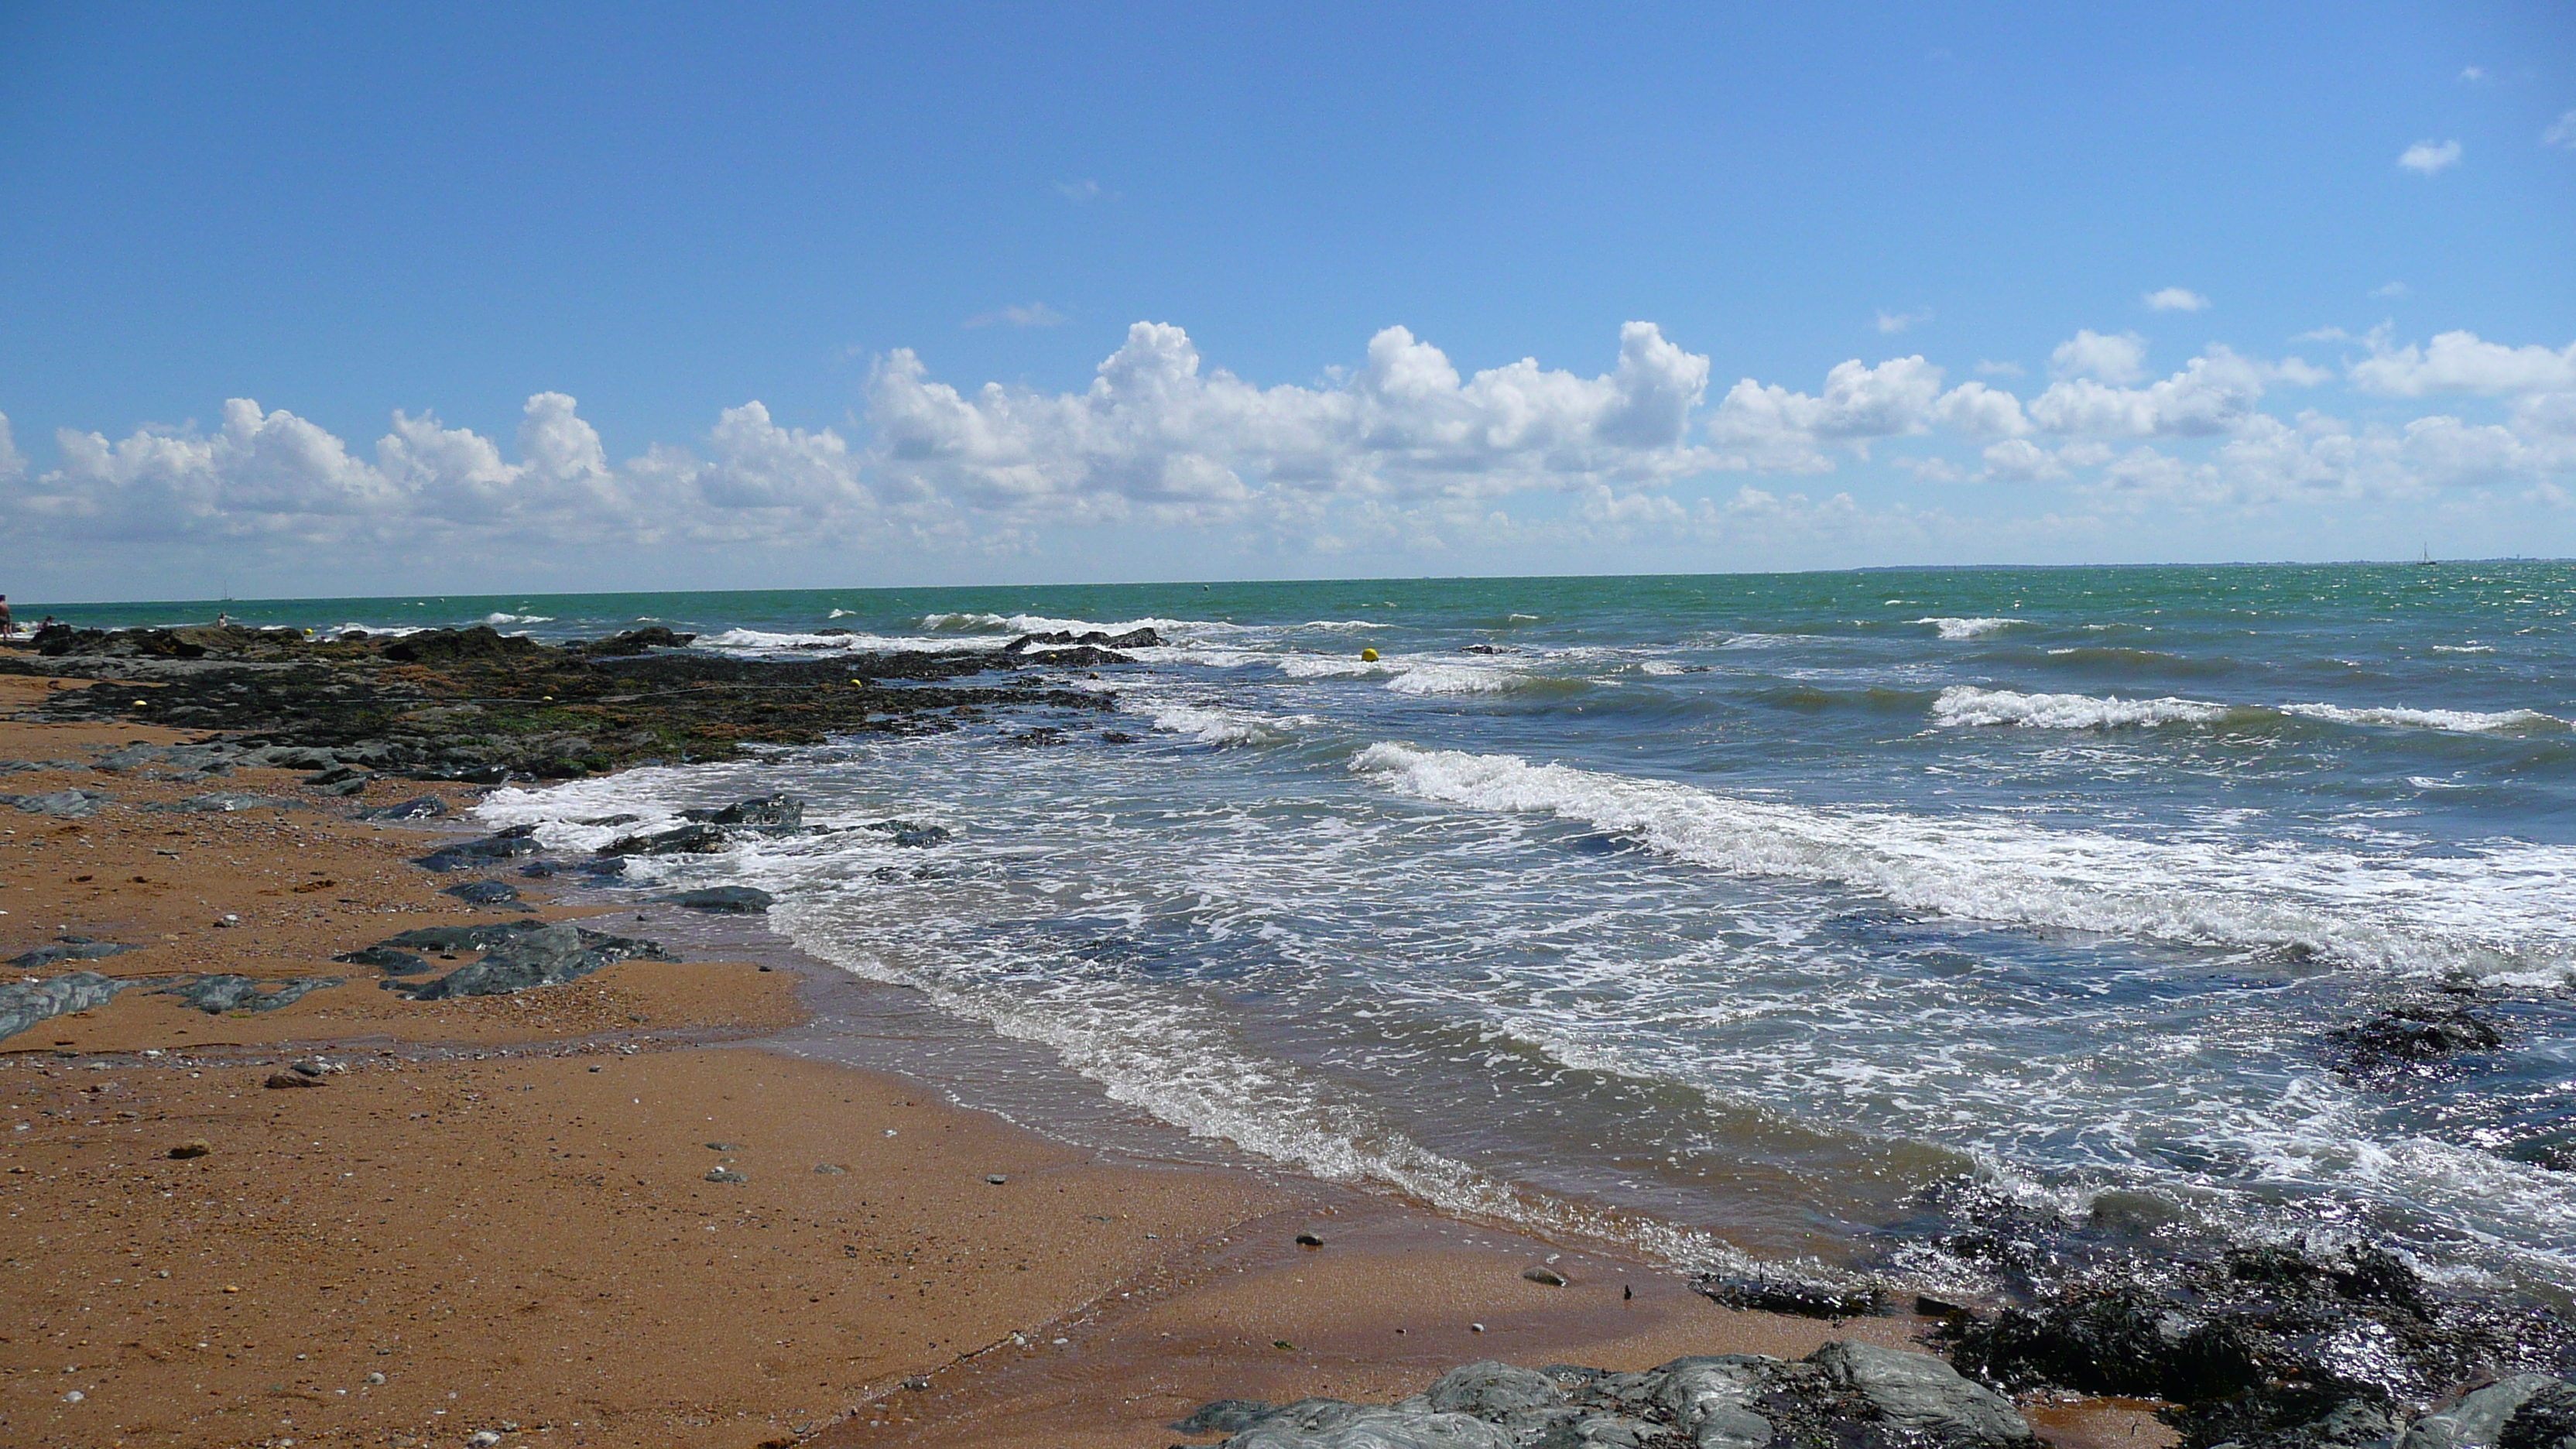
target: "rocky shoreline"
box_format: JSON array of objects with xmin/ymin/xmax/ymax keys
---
[{"xmin": 5, "ymin": 623, "xmax": 2572, "ymax": 1449}]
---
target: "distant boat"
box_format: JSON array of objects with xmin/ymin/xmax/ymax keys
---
[{"xmin": 2416, "ymin": 545, "xmax": 2435, "ymax": 566}]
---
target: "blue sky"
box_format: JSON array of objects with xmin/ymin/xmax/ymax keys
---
[{"xmin": 2, "ymin": 2, "xmax": 2571, "ymax": 598}]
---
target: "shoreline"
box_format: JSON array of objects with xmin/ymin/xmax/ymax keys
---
[
  {"xmin": 0, "ymin": 644, "xmax": 2149, "ymax": 1449},
  {"xmin": 5, "ymin": 623, "xmax": 2554, "ymax": 1449}
]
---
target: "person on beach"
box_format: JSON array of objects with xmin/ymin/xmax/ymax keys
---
[{"xmin": 0, "ymin": 594, "xmax": 13, "ymax": 639}]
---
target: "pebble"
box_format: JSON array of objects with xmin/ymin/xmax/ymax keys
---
[
  {"xmin": 985, "ymin": 1173, "xmax": 1008, "ymax": 1185},
  {"xmin": 366, "ymin": 1372, "xmax": 386, "ymax": 1386},
  {"xmin": 706, "ymin": 1140, "xmax": 742, "ymax": 1151},
  {"xmin": 1522, "ymin": 1266, "xmax": 1567, "ymax": 1286},
  {"xmin": 63, "ymin": 1389, "xmax": 83, "ymax": 1403},
  {"xmin": 1295, "ymin": 1232, "xmax": 1324, "ymax": 1248},
  {"xmin": 705, "ymin": 1167, "xmax": 747, "ymax": 1184},
  {"xmin": 814, "ymin": 1163, "xmax": 848, "ymax": 1175},
  {"xmin": 468, "ymin": 1432, "xmax": 502, "ymax": 1447},
  {"xmin": 1470, "ymin": 1322, "xmax": 1486, "ymax": 1333},
  {"xmin": 168, "ymin": 1139, "xmax": 211, "ymax": 1159},
  {"xmin": 263, "ymin": 1072, "xmax": 324, "ymax": 1090}
]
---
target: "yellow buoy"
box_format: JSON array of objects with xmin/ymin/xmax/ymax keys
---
[{"xmin": 1360, "ymin": 647, "xmax": 1379, "ymax": 662}]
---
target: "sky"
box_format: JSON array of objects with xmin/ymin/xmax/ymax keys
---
[{"xmin": 1, "ymin": 2, "xmax": 2572, "ymax": 600}]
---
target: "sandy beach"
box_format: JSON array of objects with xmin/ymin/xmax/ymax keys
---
[{"xmin": 0, "ymin": 656, "xmax": 2174, "ymax": 1449}]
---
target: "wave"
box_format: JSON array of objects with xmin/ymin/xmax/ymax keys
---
[
  {"xmin": 1935, "ymin": 687, "xmax": 2569, "ymax": 736},
  {"xmin": 922, "ymin": 611, "xmax": 1230, "ymax": 639},
  {"xmin": 1915, "ymin": 616, "xmax": 2026, "ymax": 640},
  {"xmin": 1386, "ymin": 663, "xmax": 1518, "ymax": 696},
  {"xmin": 1934, "ymin": 687, "xmax": 2234, "ymax": 729},
  {"xmin": 328, "ymin": 621, "xmax": 429, "ymax": 638},
  {"xmin": 698, "ymin": 626, "xmax": 969, "ymax": 654},
  {"xmin": 2430, "ymin": 644, "xmax": 2495, "ymax": 654},
  {"xmin": 2279, "ymin": 703, "xmax": 2568, "ymax": 734},
  {"xmin": 827, "ymin": 607, "xmax": 855, "ymax": 618},
  {"xmin": 1350, "ymin": 742, "xmax": 2575, "ymax": 979},
  {"xmin": 483, "ymin": 611, "xmax": 554, "ymax": 625}
]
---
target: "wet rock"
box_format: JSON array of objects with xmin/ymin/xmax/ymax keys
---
[
  {"xmin": 0, "ymin": 971, "xmax": 132, "ymax": 1043},
  {"xmin": 9, "ymin": 938, "xmax": 142, "ymax": 970},
  {"xmin": 2328, "ymin": 1001, "xmax": 2504, "ymax": 1073},
  {"xmin": 680, "ymin": 793, "xmax": 803, "ymax": 829},
  {"xmin": 1174, "ymin": 1399, "xmax": 1277, "ymax": 1434},
  {"xmin": 1427, "ymin": 1362, "xmax": 1563, "ymax": 1419},
  {"xmin": 1694, "ymin": 1268, "xmax": 1891, "ymax": 1320},
  {"xmin": 1101, "ymin": 730, "xmax": 1138, "ymax": 744},
  {"xmin": 375, "ymin": 921, "xmax": 549, "ymax": 952},
  {"xmin": 1219, "ymin": 1399, "xmax": 1518, "ymax": 1449},
  {"xmin": 440, "ymin": 880, "xmax": 523, "ymax": 906},
  {"xmin": 416, "ymin": 827, "xmax": 545, "ymax": 871},
  {"xmin": 1, "ymin": 788, "xmax": 111, "ymax": 817},
  {"xmin": 1002, "ymin": 626, "xmax": 1163, "ymax": 653},
  {"xmin": 565, "ymin": 626, "xmax": 697, "ymax": 656},
  {"xmin": 706, "ymin": 1167, "xmax": 747, "ymax": 1184},
  {"xmin": 598, "ymin": 822, "xmax": 733, "ymax": 856},
  {"xmin": 304, "ymin": 764, "xmax": 365, "ymax": 786},
  {"xmin": 392, "ymin": 920, "xmax": 673, "ymax": 1000},
  {"xmin": 2396, "ymin": 1376, "xmax": 2575, "ymax": 1449},
  {"xmin": 264, "ymin": 1071, "xmax": 326, "ymax": 1089},
  {"xmin": 865, "ymin": 819, "xmax": 951, "ymax": 848},
  {"xmin": 381, "ymin": 625, "xmax": 542, "ymax": 663},
  {"xmin": 1295, "ymin": 1232, "xmax": 1324, "ymax": 1248},
  {"xmin": 361, "ymin": 796, "xmax": 448, "ymax": 820},
  {"xmin": 156, "ymin": 975, "xmax": 344, "ymax": 1015},
  {"xmin": 1813, "ymin": 1340, "xmax": 2035, "ymax": 1447},
  {"xmin": 168, "ymin": 1139, "xmax": 211, "ymax": 1159},
  {"xmin": 1523, "ymin": 1266, "xmax": 1567, "ymax": 1286},
  {"xmin": 657, "ymin": 886, "xmax": 775, "ymax": 913}
]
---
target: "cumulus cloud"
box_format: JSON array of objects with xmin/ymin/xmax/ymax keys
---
[
  {"xmin": 1974, "ymin": 360, "xmax": 2024, "ymax": 378},
  {"xmin": 2143, "ymin": 287, "xmax": 2211, "ymax": 313},
  {"xmin": 2050, "ymin": 330, "xmax": 2150, "ymax": 385},
  {"xmin": 2544, "ymin": 111, "xmax": 2576, "ymax": 149},
  {"xmin": 2398, "ymin": 139, "xmax": 2462, "ymax": 175},
  {"xmin": 0, "ymin": 413, "xmax": 23, "ymax": 483},
  {"xmin": 1706, "ymin": 355, "xmax": 2031, "ymax": 473},
  {"xmin": 2369, "ymin": 282, "xmax": 2410, "ymax": 300},
  {"xmin": 966, "ymin": 303, "xmax": 1070, "ymax": 328},
  {"xmin": 2028, "ymin": 346, "xmax": 2329, "ymax": 439},
  {"xmin": 867, "ymin": 320, "xmax": 1715, "ymax": 524},
  {"xmin": 2348, "ymin": 331, "xmax": 2576, "ymax": 396},
  {"xmin": 1981, "ymin": 438, "xmax": 2066, "ymax": 481}
]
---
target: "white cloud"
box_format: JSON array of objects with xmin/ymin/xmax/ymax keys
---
[
  {"xmin": 1974, "ymin": 359, "xmax": 2024, "ymax": 378},
  {"xmin": 2458, "ymin": 66, "xmax": 2487, "ymax": 84},
  {"xmin": 967, "ymin": 303, "xmax": 1070, "ymax": 329},
  {"xmin": 1981, "ymin": 438, "xmax": 2065, "ymax": 481},
  {"xmin": 2029, "ymin": 346, "xmax": 2325, "ymax": 438},
  {"xmin": 0, "ymin": 413, "xmax": 22, "ymax": 483},
  {"xmin": 2348, "ymin": 331, "xmax": 2576, "ymax": 396},
  {"xmin": 2546, "ymin": 111, "xmax": 2576, "ymax": 149},
  {"xmin": 867, "ymin": 320, "xmax": 1716, "ymax": 523},
  {"xmin": 2050, "ymin": 330, "xmax": 2149, "ymax": 385},
  {"xmin": 2369, "ymin": 282, "xmax": 2410, "ymax": 300},
  {"xmin": 1055, "ymin": 178, "xmax": 1107, "ymax": 203},
  {"xmin": 1706, "ymin": 355, "xmax": 2030, "ymax": 472},
  {"xmin": 1875, "ymin": 307, "xmax": 1933, "ymax": 334},
  {"xmin": 2143, "ymin": 287, "xmax": 2211, "ymax": 313},
  {"xmin": 2397, "ymin": 139, "xmax": 2462, "ymax": 175}
]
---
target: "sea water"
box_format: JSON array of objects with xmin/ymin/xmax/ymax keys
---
[{"xmin": 57, "ymin": 565, "xmax": 2576, "ymax": 1298}]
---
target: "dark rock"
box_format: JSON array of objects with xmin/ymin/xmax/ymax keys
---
[
  {"xmin": 571, "ymin": 814, "xmax": 641, "ymax": 827},
  {"xmin": 1009, "ymin": 727, "xmax": 1069, "ymax": 746},
  {"xmin": 155, "ymin": 975, "xmax": 344, "ymax": 1015},
  {"xmin": 1426, "ymin": 1362, "xmax": 1563, "ymax": 1419},
  {"xmin": 705, "ymin": 1168, "xmax": 747, "ymax": 1184},
  {"xmin": 1, "ymin": 788, "xmax": 111, "ymax": 817},
  {"xmin": 1694, "ymin": 1268, "xmax": 1892, "ymax": 1320},
  {"xmin": 9, "ymin": 939, "xmax": 142, "ymax": 969},
  {"xmin": 564, "ymin": 627, "xmax": 696, "ymax": 657},
  {"xmin": 1172, "ymin": 1400, "xmax": 1276, "ymax": 1434},
  {"xmin": 376, "ymin": 920, "xmax": 549, "ymax": 952},
  {"xmin": 1002, "ymin": 626, "xmax": 1163, "ymax": 653},
  {"xmin": 1101, "ymin": 730, "xmax": 1138, "ymax": 744},
  {"xmin": 1522, "ymin": 1266, "xmax": 1567, "ymax": 1286},
  {"xmin": 416, "ymin": 831, "xmax": 546, "ymax": 871},
  {"xmin": 1295, "ymin": 1232, "xmax": 1324, "ymax": 1248},
  {"xmin": 707, "ymin": 1140, "xmax": 743, "ymax": 1151},
  {"xmin": 392, "ymin": 920, "xmax": 673, "ymax": 1000},
  {"xmin": 679, "ymin": 794, "xmax": 803, "ymax": 829},
  {"xmin": 333, "ymin": 945, "xmax": 433, "ymax": 976},
  {"xmin": 0, "ymin": 971, "xmax": 132, "ymax": 1043},
  {"xmin": 362, "ymin": 796, "xmax": 449, "ymax": 820},
  {"xmin": 2329, "ymin": 1002, "xmax": 2505, "ymax": 1073},
  {"xmin": 598, "ymin": 823, "xmax": 733, "ymax": 856},
  {"xmin": 440, "ymin": 880, "xmax": 523, "ymax": 906},
  {"xmin": 381, "ymin": 625, "xmax": 542, "ymax": 663},
  {"xmin": 264, "ymin": 1071, "xmax": 325, "ymax": 1089},
  {"xmin": 303, "ymin": 765, "xmax": 365, "ymax": 786},
  {"xmin": 865, "ymin": 819, "xmax": 951, "ymax": 848},
  {"xmin": 659, "ymin": 886, "xmax": 775, "ymax": 913},
  {"xmin": 168, "ymin": 1139, "xmax": 212, "ymax": 1159}
]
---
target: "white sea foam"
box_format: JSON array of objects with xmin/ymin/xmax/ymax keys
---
[
  {"xmin": 1934, "ymin": 687, "xmax": 2232, "ymax": 729},
  {"xmin": 2280, "ymin": 703, "xmax": 2567, "ymax": 734},
  {"xmin": 2430, "ymin": 643, "xmax": 2495, "ymax": 654},
  {"xmin": 1385, "ymin": 663, "xmax": 1516, "ymax": 696},
  {"xmin": 1149, "ymin": 702, "xmax": 1315, "ymax": 747},
  {"xmin": 827, "ymin": 608, "xmax": 855, "ymax": 618},
  {"xmin": 699, "ymin": 625, "xmax": 974, "ymax": 653},
  {"xmin": 1916, "ymin": 616, "xmax": 2024, "ymax": 640},
  {"xmin": 483, "ymin": 611, "xmax": 553, "ymax": 625},
  {"xmin": 1350, "ymin": 742, "xmax": 2576, "ymax": 978},
  {"xmin": 330, "ymin": 621, "xmax": 427, "ymax": 638},
  {"xmin": 1640, "ymin": 660, "xmax": 1686, "ymax": 677}
]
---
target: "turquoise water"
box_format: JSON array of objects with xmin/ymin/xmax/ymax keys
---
[{"xmin": 56, "ymin": 565, "xmax": 2576, "ymax": 1295}]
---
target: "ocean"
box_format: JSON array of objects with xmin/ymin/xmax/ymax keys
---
[{"xmin": 50, "ymin": 564, "xmax": 2576, "ymax": 1301}]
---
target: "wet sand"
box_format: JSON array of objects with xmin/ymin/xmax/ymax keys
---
[{"xmin": 0, "ymin": 661, "xmax": 2174, "ymax": 1448}]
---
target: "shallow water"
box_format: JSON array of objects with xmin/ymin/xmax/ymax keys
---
[{"xmin": 68, "ymin": 564, "xmax": 2576, "ymax": 1297}]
